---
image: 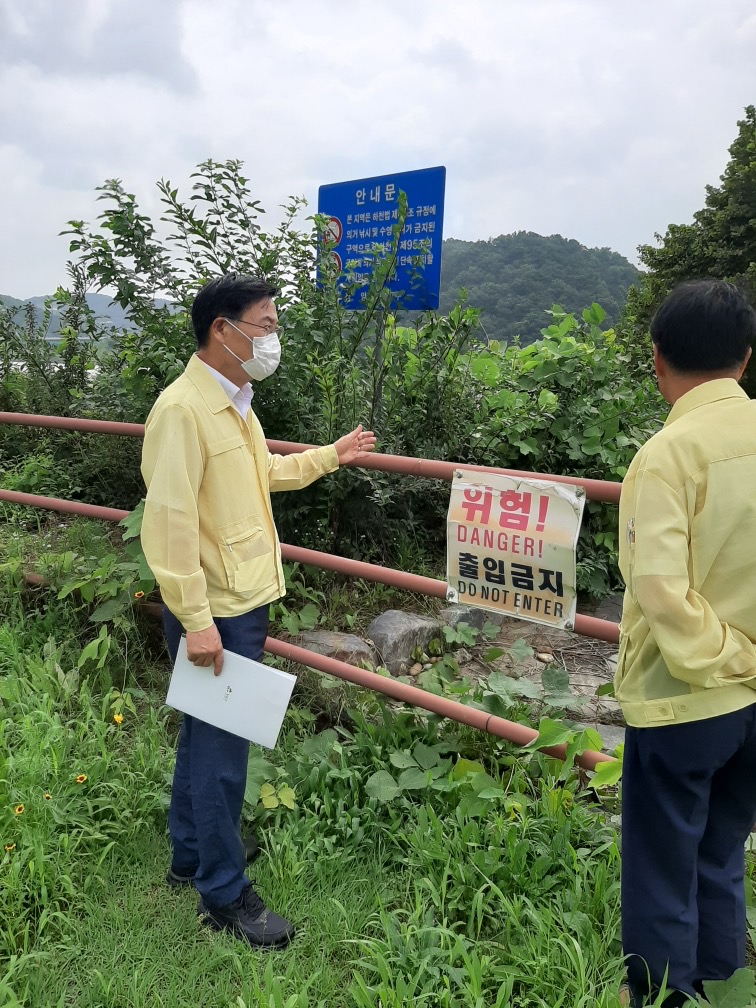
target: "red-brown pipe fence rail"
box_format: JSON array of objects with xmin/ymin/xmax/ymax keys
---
[
  {"xmin": 0, "ymin": 412, "xmax": 622, "ymax": 505},
  {"xmin": 0, "ymin": 410, "xmax": 623, "ymax": 769}
]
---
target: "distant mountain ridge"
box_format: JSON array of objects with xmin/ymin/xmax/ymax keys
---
[
  {"xmin": 0, "ymin": 292, "xmax": 137, "ymax": 338},
  {"xmin": 3, "ymin": 232, "xmax": 640, "ymax": 344}
]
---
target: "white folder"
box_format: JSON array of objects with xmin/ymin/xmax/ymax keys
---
[{"xmin": 166, "ymin": 637, "xmax": 296, "ymax": 749}]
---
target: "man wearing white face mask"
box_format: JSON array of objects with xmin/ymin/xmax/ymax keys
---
[{"xmin": 140, "ymin": 274, "xmax": 376, "ymax": 950}]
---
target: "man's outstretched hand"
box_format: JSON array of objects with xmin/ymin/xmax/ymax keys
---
[
  {"xmin": 334, "ymin": 424, "xmax": 377, "ymax": 465},
  {"xmin": 186, "ymin": 624, "xmax": 224, "ymax": 677}
]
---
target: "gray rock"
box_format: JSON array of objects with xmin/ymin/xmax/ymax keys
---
[
  {"xmin": 298, "ymin": 631, "xmax": 377, "ymax": 669},
  {"xmin": 437, "ymin": 604, "xmax": 504, "ymax": 631},
  {"xmin": 366, "ymin": 610, "xmax": 444, "ymax": 675}
]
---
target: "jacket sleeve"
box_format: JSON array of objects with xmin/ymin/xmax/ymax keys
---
[
  {"xmin": 140, "ymin": 403, "xmax": 213, "ymax": 633},
  {"xmin": 267, "ymin": 444, "xmax": 339, "ymax": 492},
  {"xmin": 631, "ymin": 469, "xmax": 756, "ymax": 688}
]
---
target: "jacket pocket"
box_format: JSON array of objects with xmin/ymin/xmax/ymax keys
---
[
  {"xmin": 615, "ymin": 630, "xmax": 628, "ymax": 686},
  {"xmin": 207, "ymin": 434, "xmax": 246, "ymax": 456},
  {"xmin": 218, "ymin": 521, "xmax": 272, "ymax": 592}
]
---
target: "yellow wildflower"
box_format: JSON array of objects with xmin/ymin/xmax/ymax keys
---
[
  {"xmin": 113, "ymin": 713, "xmax": 124, "ymax": 725},
  {"xmin": 134, "ymin": 591, "xmax": 145, "ymax": 599},
  {"xmin": 4, "ymin": 844, "xmax": 15, "ymax": 852},
  {"xmin": 13, "ymin": 804, "xmax": 24, "ymax": 815},
  {"xmin": 43, "ymin": 793, "xmax": 51, "ymax": 800},
  {"xmin": 75, "ymin": 774, "xmax": 87, "ymax": 784}
]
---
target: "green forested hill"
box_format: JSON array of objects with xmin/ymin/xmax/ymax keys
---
[
  {"xmin": 439, "ymin": 232, "xmax": 640, "ymax": 344},
  {"xmin": 3, "ymin": 231, "xmax": 639, "ymax": 346}
]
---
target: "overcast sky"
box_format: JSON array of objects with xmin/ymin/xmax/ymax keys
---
[{"xmin": 1, "ymin": 0, "xmax": 754, "ymax": 299}]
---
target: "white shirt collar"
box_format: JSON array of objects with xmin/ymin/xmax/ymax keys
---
[{"xmin": 198, "ymin": 359, "xmax": 253, "ymax": 419}]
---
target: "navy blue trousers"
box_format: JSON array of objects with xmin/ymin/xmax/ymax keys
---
[
  {"xmin": 622, "ymin": 704, "xmax": 756, "ymax": 1005},
  {"xmin": 163, "ymin": 605, "xmax": 269, "ymax": 908}
]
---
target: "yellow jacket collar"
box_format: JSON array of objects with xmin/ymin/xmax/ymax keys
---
[
  {"xmin": 185, "ymin": 353, "xmax": 236, "ymax": 415},
  {"xmin": 664, "ymin": 378, "xmax": 748, "ymax": 427}
]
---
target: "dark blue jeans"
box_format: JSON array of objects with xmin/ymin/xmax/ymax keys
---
[
  {"xmin": 622, "ymin": 704, "xmax": 756, "ymax": 1005},
  {"xmin": 163, "ymin": 605, "xmax": 269, "ymax": 907}
]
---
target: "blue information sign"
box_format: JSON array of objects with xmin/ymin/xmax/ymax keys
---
[{"xmin": 317, "ymin": 166, "xmax": 446, "ymax": 310}]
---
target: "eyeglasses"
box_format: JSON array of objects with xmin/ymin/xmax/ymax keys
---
[{"xmin": 226, "ymin": 317, "xmax": 278, "ymax": 337}]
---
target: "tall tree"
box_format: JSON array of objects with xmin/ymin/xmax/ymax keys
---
[{"xmin": 625, "ymin": 105, "xmax": 756, "ymax": 393}]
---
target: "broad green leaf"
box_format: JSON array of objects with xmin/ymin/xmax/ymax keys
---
[
  {"xmin": 487, "ymin": 669, "xmax": 541, "ymax": 702},
  {"xmin": 298, "ymin": 603, "xmax": 320, "ymax": 630},
  {"xmin": 278, "ymin": 786, "xmax": 296, "ymax": 810},
  {"xmin": 280, "ymin": 612, "xmax": 301, "ymax": 635},
  {"xmin": 365, "ymin": 770, "xmax": 401, "ymax": 802},
  {"xmin": 469, "ymin": 771, "xmax": 501, "ymax": 793},
  {"xmin": 451, "ymin": 758, "xmax": 487, "ymax": 781},
  {"xmin": 562, "ymin": 729, "xmax": 604, "ymax": 777},
  {"xmin": 595, "ymin": 682, "xmax": 616, "ymax": 698},
  {"xmin": 476, "ymin": 692, "xmax": 512, "ymax": 718},
  {"xmin": 702, "ymin": 968, "xmax": 756, "ymax": 1007},
  {"xmin": 412, "ymin": 742, "xmax": 441, "ymax": 770},
  {"xmin": 243, "ymin": 780, "xmax": 260, "ymax": 805},
  {"xmin": 537, "ymin": 389, "xmax": 558, "ymax": 411},
  {"xmin": 300, "ymin": 729, "xmax": 338, "ymax": 758},
  {"xmin": 397, "ymin": 767, "xmax": 430, "ymax": 790},
  {"xmin": 482, "ymin": 647, "xmax": 506, "ymax": 663},
  {"xmin": 456, "ymin": 794, "xmax": 489, "ymax": 818},
  {"xmin": 90, "ymin": 597, "xmax": 125, "ymax": 623},
  {"xmin": 523, "ymin": 717, "xmax": 575, "ymax": 751},
  {"xmin": 588, "ymin": 759, "xmax": 623, "ymax": 790},
  {"xmin": 389, "ymin": 750, "xmax": 417, "ymax": 770},
  {"xmin": 119, "ymin": 499, "xmax": 145, "ymax": 541},
  {"xmin": 580, "ymin": 728, "xmax": 603, "ymax": 752},
  {"xmin": 468, "ymin": 355, "xmax": 500, "ymax": 386},
  {"xmin": 509, "ymin": 638, "xmax": 534, "ymax": 663},
  {"xmin": 581, "ymin": 302, "xmax": 606, "ymax": 326},
  {"xmin": 542, "ymin": 666, "xmax": 570, "ymax": 694}
]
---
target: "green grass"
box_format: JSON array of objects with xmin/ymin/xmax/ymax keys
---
[
  {"xmin": 0, "ymin": 520, "xmax": 718, "ymax": 1008},
  {"xmin": 24, "ymin": 834, "xmax": 401, "ymax": 1007}
]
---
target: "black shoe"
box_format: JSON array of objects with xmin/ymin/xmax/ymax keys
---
[
  {"xmin": 166, "ymin": 832, "xmax": 260, "ymax": 888},
  {"xmin": 197, "ymin": 883, "xmax": 295, "ymax": 949}
]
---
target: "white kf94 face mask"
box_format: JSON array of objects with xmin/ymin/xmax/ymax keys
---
[{"xmin": 223, "ymin": 318, "xmax": 281, "ymax": 381}]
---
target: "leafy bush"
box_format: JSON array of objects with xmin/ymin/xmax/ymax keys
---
[{"xmin": 2, "ymin": 159, "xmax": 667, "ymax": 594}]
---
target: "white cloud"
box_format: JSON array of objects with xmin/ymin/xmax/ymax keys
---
[{"xmin": 0, "ymin": 0, "xmax": 754, "ymax": 297}]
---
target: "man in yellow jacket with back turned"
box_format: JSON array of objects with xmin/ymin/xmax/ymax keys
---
[
  {"xmin": 615, "ymin": 279, "xmax": 756, "ymax": 1006},
  {"xmin": 141, "ymin": 273, "xmax": 375, "ymax": 950}
]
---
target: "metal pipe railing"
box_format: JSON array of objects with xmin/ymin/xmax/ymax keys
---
[
  {"xmin": 0, "ymin": 411, "xmax": 144, "ymax": 438},
  {"xmin": 0, "ymin": 411, "xmax": 622, "ymax": 504},
  {"xmin": 1, "ymin": 411, "xmax": 622, "ymax": 769},
  {"xmin": 18, "ymin": 578, "xmax": 614, "ymax": 771},
  {"xmin": 0, "ymin": 489, "xmax": 620, "ymax": 646},
  {"xmin": 264, "ymin": 636, "xmax": 613, "ymax": 771}
]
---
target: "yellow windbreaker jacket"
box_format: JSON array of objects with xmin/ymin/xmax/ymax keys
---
[
  {"xmin": 615, "ymin": 379, "xmax": 756, "ymax": 726},
  {"xmin": 141, "ymin": 354, "xmax": 339, "ymax": 632}
]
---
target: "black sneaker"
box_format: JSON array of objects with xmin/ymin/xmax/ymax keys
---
[
  {"xmin": 165, "ymin": 833, "xmax": 260, "ymax": 888},
  {"xmin": 197, "ymin": 883, "xmax": 295, "ymax": 949}
]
